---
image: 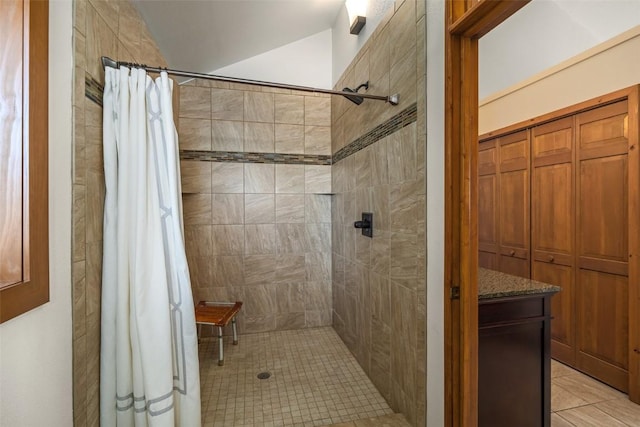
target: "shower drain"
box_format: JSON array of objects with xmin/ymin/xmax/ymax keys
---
[{"xmin": 257, "ymin": 371, "xmax": 271, "ymax": 380}]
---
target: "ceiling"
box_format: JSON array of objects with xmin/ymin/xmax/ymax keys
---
[{"xmin": 132, "ymin": 0, "xmax": 345, "ymax": 74}]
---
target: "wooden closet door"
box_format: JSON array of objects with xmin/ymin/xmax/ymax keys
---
[
  {"xmin": 531, "ymin": 117, "xmax": 575, "ymax": 365},
  {"xmin": 576, "ymin": 101, "xmax": 629, "ymax": 392},
  {"xmin": 499, "ymin": 131, "xmax": 530, "ymax": 278},
  {"xmin": 479, "ymin": 139, "xmax": 499, "ymax": 270}
]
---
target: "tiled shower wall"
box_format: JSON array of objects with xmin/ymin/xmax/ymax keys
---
[
  {"xmin": 71, "ymin": 0, "xmax": 168, "ymax": 425},
  {"xmin": 331, "ymin": 0, "xmax": 427, "ymax": 426},
  {"xmin": 177, "ymin": 79, "xmax": 333, "ymax": 334}
]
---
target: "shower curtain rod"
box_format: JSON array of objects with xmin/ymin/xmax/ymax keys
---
[{"xmin": 101, "ymin": 56, "xmax": 399, "ymax": 105}]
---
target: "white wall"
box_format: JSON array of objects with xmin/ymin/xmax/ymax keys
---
[
  {"xmin": 425, "ymin": 0, "xmax": 445, "ymax": 424},
  {"xmin": 479, "ymin": 26, "xmax": 640, "ymax": 134},
  {"xmin": 211, "ymin": 29, "xmax": 333, "ymax": 89},
  {"xmin": 479, "ymin": 0, "xmax": 640, "ymax": 100},
  {"xmin": 0, "ymin": 2, "xmax": 74, "ymax": 426},
  {"xmin": 331, "ymin": 0, "xmax": 394, "ymax": 86}
]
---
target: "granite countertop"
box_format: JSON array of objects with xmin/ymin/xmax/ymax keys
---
[{"xmin": 478, "ymin": 268, "xmax": 561, "ymax": 300}]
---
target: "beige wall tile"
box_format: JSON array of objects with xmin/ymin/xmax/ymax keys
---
[
  {"xmin": 390, "ymin": 181, "xmax": 419, "ymax": 234},
  {"xmin": 388, "ymin": 0, "xmax": 416, "ymax": 66},
  {"xmin": 305, "ymin": 253, "xmax": 331, "ymax": 282},
  {"xmin": 389, "ymin": 233, "xmax": 418, "ymax": 288},
  {"xmin": 305, "ymin": 195, "xmax": 331, "ymax": 223},
  {"xmin": 183, "ymin": 194, "xmax": 212, "ymax": 225},
  {"xmin": 276, "ymin": 165, "xmax": 305, "ymax": 193},
  {"xmin": 72, "ymin": 260, "xmax": 86, "ymax": 339},
  {"xmin": 85, "ymin": 242, "xmax": 102, "ymax": 316},
  {"xmin": 389, "ymin": 45, "xmax": 417, "ymax": 110},
  {"xmin": 86, "ymin": 171, "xmax": 105, "ymax": 243},
  {"xmin": 178, "ymin": 118, "xmax": 211, "ymax": 151},
  {"xmin": 243, "ymin": 283, "xmax": 277, "ymax": 316},
  {"xmin": 180, "ymin": 160, "xmax": 212, "ymax": 194},
  {"xmin": 74, "ymin": 0, "xmax": 87, "ymax": 35},
  {"xmin": 276, "ymin": 224, "xmax": 308, "ymax": 254},
  {"xmin": 305, "ymin": 281, "xmax": 331, "ymax": 311},
  {"xmin": 185, "ymin": 225, "xmax": 212, "ymax": 258},
  {"xmin": 244, "ymin": 122, "xmax": 274, "ymax": 153},
  {"xmin": 305, "ymin": 165, "xmax": 331, "ymax": 194},
  {"xmin": 244, "ymin": 255, "xmax": 276, "ymax": 285},
  {"xmin": 73, "ymin": 184, "xmax": 86, "ymax": 262},
  {"xmin": 306, "ymin": 310, "xmax": 332, "ymax": 327},
  {"xmin": 275, "ymin": 255, "xmax": 306, "ymax": 283},
  {"xmin": 211, "ymin": 120, "xmax": 243, "ymax": 152},
  {"xmin": 387, "ymin": 127, "xmax": 416, "ymax": 184},
  {"xmin": 304, "ymin": 126, "xmax": 331, "ymax": 155},
  {"xmin": 275, "ymin": 124, "xmax": 304, "ymax": 154},
  {"xmin": 211, "ymin": 193, "xmax": 244, "ymax": 224},
  {"xmin": 179, "ymin": 86, "xmax": 211, "ymax": 119},
  {"xmin": 244, "ymin": 91, "xmax": 274, "ymax": 123},
  {"xmin": 276, "ymin": 283, "xmax": 305, "ymax": 313},
  {"xmin": 275, "ymin": 94, "xmax": 304, "ymax": 124},
  {"xmin": 212, "ymin": 256, "xmax": 243, "ymax": 287},
  {"xmin": 85, "ymin": 4, "xmax": 118, "ymax": 84},
  {"xmin": 305, "ymin": 96, "xmax": 331, "ymax": 126},
  {"xmin": 276, "ymin": 312, "xmax": 306, "ymax": 330},
  {"xmin": 244, "ymin": 224, "xmax": 276, "ymax": 255},
  {"xmin": 306, "ymin": 223, "xmax": 331, "ymax": 253},
  {"xmin": 117, "ymin": 1, "xmax": 141, "ymax": 60},
  {"xmin": 211, "ymin": 225, "xmax": 244, "ymax": 256},
  {"xmin": 211, "ymin": 163, "xmax": 244, "ymax": 193},
  {"xmin": 244, "ymin": 163, "xmax": 275, "ymax": 193},
  {"xmin": 245, "ymin": 194, "xmax": 275, "ymax": 224},
  {"xmin": 371, "ymin": 139, "xmax": 389, "ymax": 186},
  {"xmin": 276, "ymin": 194, "xmax": 305, "ymax": 223},
  {"xmin": 211, "ymin": 88, "xmax": 244, "ymax": 121}
]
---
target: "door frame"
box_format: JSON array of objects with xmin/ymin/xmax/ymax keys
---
[
  {"xmin": 444, "ymin": 1, "xmax": 640, "ymax": 424},
  {"xmin": 444, "ymin": 1, "xmax": 531, "ymax": 425}
]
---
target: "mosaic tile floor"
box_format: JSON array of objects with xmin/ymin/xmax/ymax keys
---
[{"xmin": 198, "ymin": 327, "xmax": 394, "ymax": 427}]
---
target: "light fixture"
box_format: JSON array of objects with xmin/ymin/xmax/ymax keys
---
[{"xmin": 345, "ymin": 0, "xmax": 367, "ymax": 35}]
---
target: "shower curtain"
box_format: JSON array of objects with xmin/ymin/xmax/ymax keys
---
[{"xmin": 100, "ymin": 67, "xmax": 201, "ymax": 427}]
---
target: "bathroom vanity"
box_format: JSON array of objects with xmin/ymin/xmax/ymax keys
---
[{"xmin": 478, "ymin": 268, "xmax": 560, "ymax": 427}]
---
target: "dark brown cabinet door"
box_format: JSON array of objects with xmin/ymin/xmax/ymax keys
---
[
  {"xmin": 479, "ymin": 139, "xmax": 499, "ymax": 270},
  {"xmin": 576, "ymin": 101, "xmax": 629, "ymax": 392},
  {"xmin": 499, "ymin": 131, "xmax": 530, "ymax": 278},
  {"xmin": 531, "ymin": 117, "xmax": 576, "ymax": 365}
]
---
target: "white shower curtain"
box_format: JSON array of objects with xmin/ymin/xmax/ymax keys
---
[{"xmin": 100, "ymin": 67, "xmax": 201, "ymax": 427}]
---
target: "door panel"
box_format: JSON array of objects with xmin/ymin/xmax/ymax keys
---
[
  {"xmin": 576, "ymin": 102, "xmax": 630, "ymax": 392},
  {"xmin": 579, "ymin": 155, "xmax": 628, "ymax": 262},
  {"xmin": 576, "ymin": 269, "xmax": 628, "ymax": 391},
  {"xmin": 532, "ymin": 163, "xmax": 573, "ymax": 255},
  {"xmin": 499, "ymin": 170, "xmax": 528, "ymax": 252},
  {"xmin": 479, "ymin": 139, "xmax": 499, "ymax": 270},
  {"xmin": 533, "ymin": 261, "xmax": 574, "ymax": 364}
]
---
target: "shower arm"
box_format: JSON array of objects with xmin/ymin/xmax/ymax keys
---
[{"xmin": 101, "ymin": 56, "xmax": 399, "ymax": 106}]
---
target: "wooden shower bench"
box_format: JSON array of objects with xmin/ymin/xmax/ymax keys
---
[{"xmin": 195, "ymin": 301, "xmax": 242, "ymax": 366}]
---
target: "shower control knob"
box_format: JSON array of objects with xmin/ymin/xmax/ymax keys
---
[{"xmin": 354, "ymin": 213, "xmax": 373, "ymax": 238}]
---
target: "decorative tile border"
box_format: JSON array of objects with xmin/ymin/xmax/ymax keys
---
[
  {"xmin": 332, "ymin": 102, "xmax": 417, "ymax": 164},
  {"xmin": 85, "ymin": 73, "xmax": 103, "ymax": 107},
  {"xmin": 180, "ymin": 150, "xmax": 331, "ymax": 166}
]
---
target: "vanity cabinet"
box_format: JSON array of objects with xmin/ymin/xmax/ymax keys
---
[
  {"xmin": 478, "ymin": 86, "xmax": 640, "ymax": 400},
  {"xmin": 478, "ymin": 269, "xmax": 559, "ymax": 427}
]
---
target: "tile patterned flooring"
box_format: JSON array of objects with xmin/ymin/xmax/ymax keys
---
[
  {"xmin": 199, "ymin": 327, "xmax": 640, "ymax": 427},
  {"xmin": 551, "ymin": 359, "xmax": 640, "ymax": 426},
  {"xmin": 198, "ymin": 327, "xmax": 394, "ymax": 427}
]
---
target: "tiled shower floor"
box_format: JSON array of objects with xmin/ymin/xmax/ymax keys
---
[{"xmin": 198, "ymin": 327, "xmax": 394, "ymax": 427}]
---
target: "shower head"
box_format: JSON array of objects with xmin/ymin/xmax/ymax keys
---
[
  {"xmin": 341, "ymin": 82, "xmax": 370, "ymax": 105},
  {"xmin": 342, "ymin": 87, "xmax": 364, "ymax": 105}
]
